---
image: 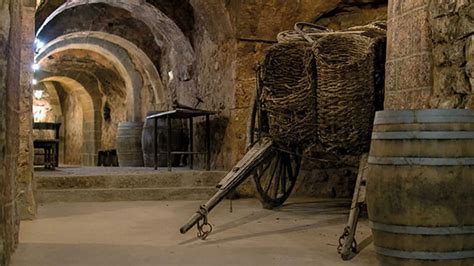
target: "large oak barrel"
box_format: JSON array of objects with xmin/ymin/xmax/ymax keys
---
[
  {"xmin": 116, "ymin": 122, "xmax": 144, "ymax": 167},
  {"xmin": 142, "ymin": 112, "xmax": 188, "ymax": 167},
  {"xmin": 366, "ymin": 109, "xmax": 474, "ymax": 265}
]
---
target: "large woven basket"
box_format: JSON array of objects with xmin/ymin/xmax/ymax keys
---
[
  {"xmin": 313, "ymin": 34, "xmax": 375, "ymax": 154},
  {"xmin": 260, "ymin": 43, "xmax": 317, "ymax": 147}
]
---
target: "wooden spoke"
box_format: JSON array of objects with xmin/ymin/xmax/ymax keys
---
[{"xmin": 252, "ymin": 148, "xmax": 302, "ymax": 209}]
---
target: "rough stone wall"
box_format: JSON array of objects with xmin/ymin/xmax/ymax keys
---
[
  {"xmin": 189, "ymin": 0, "xmax": 389, "ymax": 170},
  {"xmin": 185, "ymin": 0, "xmax": 388, "ymax": 198},
  {"xmin": 316, "ymin": 4, "xmax": 388, "ymax": 30},
  {"xmin": 429, "ymin": 0, "xmax": 474, "ymax": 108},
  {"xmin": 384, "ymin": 0, "xmax": 433, "ymax": 109},
  {"xmin": 0, "ymin": 1, "xmax": 11, "ymax": 262},
  {"xmin": 1, "ymin": 0, "xmax": 25, "ymax": 263}
]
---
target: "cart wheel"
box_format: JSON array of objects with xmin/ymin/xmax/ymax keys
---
[{"xmin": 252, "ymin": 148, "xmax": 301, "ymax": 209}]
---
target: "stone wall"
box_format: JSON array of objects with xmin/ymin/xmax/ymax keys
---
[
  {"xmin": 1, "ymin": 0, "xmax": 27, "ymax": 263},
  {"xmin": 384, "ymin": 0, "xmax": 473, "ymax": 109},
  {"xmin": 429, "ymin": 0, "xmax": 474, "ymax": 108},
  {"xmin": 189, "ymin": 0, "xmax": 389, "ymax": 171},
  {"xmin": 384, "ymin": 0, "xmax": 433, "ymax": 109}
]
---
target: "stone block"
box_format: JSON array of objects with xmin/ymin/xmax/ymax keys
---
[
  {"xmin": 465, "ymin": 94, "xmax": 474, "ymax": 109},
  {"xmin": 431, "ymin": 13, "xmax": 474, "ymax": 43},
  {"xmin": 433, "ymin": 66, "xmax": 470, "ymax": 95},
  {"xmin": 465, "ymin": 35, "xmax": 474, "ymax": 88},
  {"xmin": 386, "ymin": 18, "xmax": 396, "ymax": 60},
  {"xmin": 429, "ymin": 0, "xmax": 458, "ymax": 18},
  {"xmin": 384, "ymin": 61, "xmax": 397, "ymax": 92},
  {"xmin": 388, "ymin": 0, "xmax": 402, "ymax": 18},
  {"xmin": 432, "ymin": 40, "xmax": 465, "ymax": 66},
  {"xmin": 429, "ymin": 94, "xmax": 464, "ymax": 108},
  {"xmin": 391, "ymin": 8, "xmax": 431, "ymax": 58},
  {"xmin": 401, "ymin": 0, "xmax": 429, "ymax": 14},
  {"xmin": 397, "ymin": 53, "xmax": 432, "ymax": 90},
  {"xmin": 384, "ymin": 88, "xmax": 431, "ymax": 110}
]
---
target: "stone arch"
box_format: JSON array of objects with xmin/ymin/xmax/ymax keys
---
[
  {"xmin": 39, "ymin": 75, "xmax": 100, "ymax": 166},
  {"xmin": 36, "ymin": 0, "xmax": 195, "ymax": 89},
  {"xmin": 36, "ymin": 31, "xmax": 169, "ymax": 117},
  {"xmin": 36, "ymin": 42, "xmax": 140, "ymax": 121}
]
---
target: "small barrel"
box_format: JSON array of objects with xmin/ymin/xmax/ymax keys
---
[
  {"xmin": 366, "ymin": 109, "xmax": 474, "ymax": 265},
  {"xmin": 142, "ymin": 112, "xmax": 188, "ymax": 167},
  {"xmin": 116, "ymin": 122, "xmax": 144, "ymax": 167}
]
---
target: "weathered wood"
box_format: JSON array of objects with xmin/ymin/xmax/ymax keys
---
[
  {"xmin": 180, "ymin": 138, "xmax": 274, "ymax": 234},
  {"xmin": 366, "ymin": 109, "xmax": 474, "ymax": 265},
  {"xmin": 339, "ymin": 154, "xmax": 369, "ymax": 260}
]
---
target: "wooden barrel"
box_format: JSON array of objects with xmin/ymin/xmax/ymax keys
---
[
  {"xmin": 116, "ymin": 122, "xmax": 144, "ymax": 167},
  {"xmin": 141, "ymin": 112, "xmax": 188, "ymax": 167},
  {"xmin": 366, "ymin": 109, "xmax": 474, "ymax": 265}
]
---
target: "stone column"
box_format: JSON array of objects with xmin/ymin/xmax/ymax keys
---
[
  {"xmin": 17, "ymin": 1, "xmax": 37, "ymax": 220},
  {"xmin": 384, "ymin": 0, "xmax": 433, "ymax": 109},
  {"xmin": 0, "ymin": 0, "xmax": 24, "ymax": 263},
  {"xmin": 0, "ymin": 1, "xmax": 12, "ymax": 263}
]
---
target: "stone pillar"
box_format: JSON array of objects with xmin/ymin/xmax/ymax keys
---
[
  {"xmin": 429, "ymin": 0, "xmax": 474, "ymax": 108},
  {"xmin": 384, "ymin": 0, "xmax": 433, "ymax": 109},
  {"xmin": 0, "ymin": 2, "xmax": 12, "ymax": 263},
  {"xmin": 17, "ymin": 1, "xmax": 37, "ymax": 220},
  {"xmin": 0, "ymin": 0, "xmax": 24, "ymax": 263}
]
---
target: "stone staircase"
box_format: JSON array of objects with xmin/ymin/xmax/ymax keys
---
[{"xmin": 36, "ymin": 168, "xmax": 226, "ymax": 203}]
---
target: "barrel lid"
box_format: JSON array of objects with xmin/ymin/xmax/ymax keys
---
[{"xmin": 374, "ymin": 109, "xmax": 474, "ymax": 125}]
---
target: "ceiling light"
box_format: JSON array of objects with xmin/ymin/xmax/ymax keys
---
[{"xmin": 34, "ymin": 89, "xmax": 43, "ymax": 99}]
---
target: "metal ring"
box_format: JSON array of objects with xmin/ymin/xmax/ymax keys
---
[
  {"xmin": 371, "ymin": 131, "xmax": 474, "ymax": 140},
  {"xmin": 368, "ymin": 156, "xmax": 474, "ymax": 166},
  {"xmin": 370, "ymin": 221, "xmax": 474, "ymax": 235},
  {"xmin": 375, "ymin": 246, "xmax": 474, "ymax": 260},
  {"xmin": 374, "ymin": 109, "xmax": 474, "ymax": 125}
]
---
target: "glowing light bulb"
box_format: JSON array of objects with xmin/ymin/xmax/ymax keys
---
[
  {"xmin": 34, "ymin": 90, "xmax": 43, "ymax": 99},
  {"xmin": 32, "ymin": 63, "xmax": 40, "ymax": 71},
  {"xmin": 34, "ymin": 39, "xmax": 45, "ymax": 50},
  {"xmin": 31, "ymin": 79, "xmax": 38, "ymax": 85}
]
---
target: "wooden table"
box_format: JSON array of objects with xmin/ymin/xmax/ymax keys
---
[
  {"xmin": 146, "ymin": 108, "xmax": 216, "ymax": 171},
  {"xmin": 33, "ymin": 122, "xmax": 61, "ymax": 169}
]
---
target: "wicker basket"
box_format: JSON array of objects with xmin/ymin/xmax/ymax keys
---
[
  {"xmin": 313, "ymin": 34, "xmax": 375, "ymax": 154},
  {"xmin": 260, "ymin": 43, "xmax": 317, "ymax": 146}
]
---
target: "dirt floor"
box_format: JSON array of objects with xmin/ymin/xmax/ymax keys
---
[{"xmin": 11, "ymin": 198, "xmax": 377, "ymax": 266}]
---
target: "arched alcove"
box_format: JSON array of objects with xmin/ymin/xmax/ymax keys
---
[{"xmin": 39, "ymin": 76, "xmax": 97, "ymax": 165}]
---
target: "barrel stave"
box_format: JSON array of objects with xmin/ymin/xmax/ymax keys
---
[
  {"xmin": 367, "ymin": 109, "xmax": 474, "ymax": 265},
  {"xmin": 116, "ymin": 122, "xmax": 144, "ymax": 167}
]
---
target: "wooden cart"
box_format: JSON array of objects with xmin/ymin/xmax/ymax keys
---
[{"xmin": 180, "ymin": 72, "xmax": 303, "ymax": 238}]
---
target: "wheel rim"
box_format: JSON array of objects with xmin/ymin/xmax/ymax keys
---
[{"xmin": 252, "ymin": 148, "xmax": 301, "ymax": 209}]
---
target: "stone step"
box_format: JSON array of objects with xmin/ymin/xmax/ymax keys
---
[
  {"xmin": 37, "ymin": 171, "xmax": 226, "ymax": 189},
  {"xmin": 38, "ymin": 187, "xmax": 219, "ymax": 203}
]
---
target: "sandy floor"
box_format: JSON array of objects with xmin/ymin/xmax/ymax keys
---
[{"xmin": 11, "ymin": 198, "xmax": 377, "ymax": 266}]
